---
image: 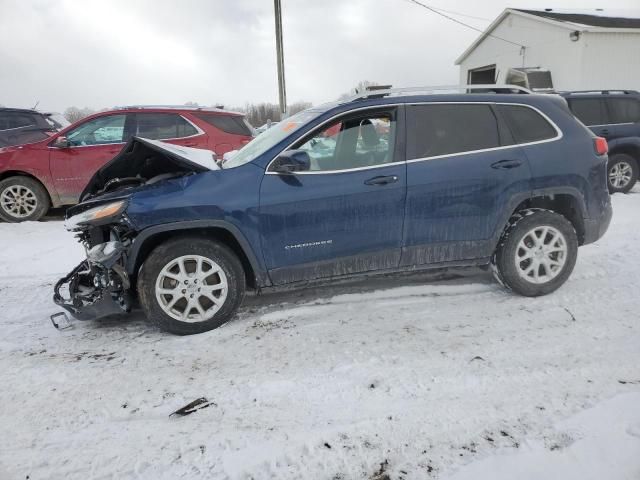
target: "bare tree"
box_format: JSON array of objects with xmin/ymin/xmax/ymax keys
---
[
  {"xmin": 288, "ymin": 101, "xmax": 312, "ymax": 116},
  {"xmin": 64, "ymin": 106, "xmax": 96, "ymax": 123}
]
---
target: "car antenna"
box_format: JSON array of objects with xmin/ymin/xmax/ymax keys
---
[{"xmin": 32, "ymin": 100, "xmax": 40, "ymax": 110}]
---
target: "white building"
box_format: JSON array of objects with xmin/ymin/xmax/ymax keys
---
[{"xmin": 456, "ymin": 9, "xmax": 640, "ymax": 91}]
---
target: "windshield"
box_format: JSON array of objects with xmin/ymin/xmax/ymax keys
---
[{"xmin": 223, "ymin": 109, "xmax": 321, "ymax": 168}]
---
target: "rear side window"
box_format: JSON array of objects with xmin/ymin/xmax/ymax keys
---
[
  {"xmin": 497, "ymin": 105, "xmax": 557, "ymax": 144},
  {"xmin": 194, "ymin": 113, "xmax": 252, "ymax": 136},
  {"xmin": 607, "ymin": 98, "xmax": 640, "ymax": 124},
  {"xmin": 568, "ymin": 98, "xmax": 607, "ymax": 126},
  {"xmin": 135, "ymin": 113, "xmax": 198, "ymax": 140},
  {"xmin": 406, "ymin": 104, "xmax": 500, "ymax": 159}
]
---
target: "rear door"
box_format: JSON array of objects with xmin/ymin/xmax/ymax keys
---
[
  {"xmin": 567, "ymin": 97, "xmax": 615, "ymax": 139},
  {"xmin": 259, "ymin": 107, "xmax": 407, "ymax": 285},
  {"xmin": 133, "ymin": 112, "xmax": 206, "ymax": 148},
  {"xmin": 402, "ymin": 102, "xmax": 533, "ymax": 265},
  {"xmin": 49, "ymin": 113, "xmax": 134, "ymax": 203},
  {"xmin": 604, "ymin": 96, "xmax": 640, "ymax": 139}
]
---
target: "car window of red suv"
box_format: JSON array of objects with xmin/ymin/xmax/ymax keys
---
[
  {"xmin": 193, "ymin": 113, "xmax": 253, "ymax": 136},
  {"xmin": 134, "ymin": 113, "xmax": 199, "ymax": 140},
  {"xmin": 66, "ymin": 114, "xmax": 127, "ymax": 146}
]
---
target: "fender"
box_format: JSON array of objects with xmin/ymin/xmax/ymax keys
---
[
  {"xmin": 607, "ymin": 136, "xmax": 640, "ymax": 154},
  {"xmin": 126, "ymin": 219, "xmax": 271, "ymax": 287},
  {"xmin": 489, "ymin": 187, "xmax": 588, "ymax": 251}
]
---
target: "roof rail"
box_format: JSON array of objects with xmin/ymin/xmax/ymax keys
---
[
  {"xmin": 560, "ymin": 89, "xmax": 639, "ymax": 95},
  {"xmin": 346, "ymin": 84, "xmax": 533, "ymax": 101},
  {"xmin": 113, "ymin": 104, "xmax": 223, "ymax": 111}
]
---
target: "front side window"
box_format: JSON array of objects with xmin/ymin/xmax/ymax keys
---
[
  {"xmin": 66, "ymin": 114, "xmax": 127, "ymax": 146},
  {"xmin": 406, "ymin": 104, "xmax": 499, "ymax": 159},
  {"xmin": 607, "ymin": 98, "xmax": 640, "ymax": 124},
  {"xmin": 497, "ymin": 105, "xmax": 557, "ymax": 144},
  {"xmin": 135, "ymin": 113, "xmax": 198, "ymax": 140},
  {"xmin": 568, "ymin": 98, "xmax": 607, "ymax": 126},
  {"xmin": 291, "ymin": 112, "xmax": 396, "ymax": 172}
]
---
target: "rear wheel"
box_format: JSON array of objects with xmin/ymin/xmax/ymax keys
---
[
  {"xmin": 492, "ymin": 209, "xmax": 578, "ymax": 296},
  {"xmin": 137, "ymin": 237, "xmax": 245, "ymax": 335},
  {"xmin": 607, "ymin": 154, "xmax": 638, "ymax": 194},
  {"xmin": 0, "ymin": 176, "xmax": 50, "ymax": 222}
]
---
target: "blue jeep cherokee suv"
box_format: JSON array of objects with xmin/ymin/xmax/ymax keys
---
[
  {"xmin": 561, "ymin": 90, "xmax": 640, "ymax": 194},
  {"xmin": 55, "ymin": 86, "xmax": 612, "ymax": 335}
]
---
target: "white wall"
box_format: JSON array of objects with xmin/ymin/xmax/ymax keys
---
[
  {"xmin": 580, "ymin": 32, "xmax": 640, "ymax": 91},
  {"xmin": 458, "ymin": 12, "xmax": 584, "ymax": 89}
]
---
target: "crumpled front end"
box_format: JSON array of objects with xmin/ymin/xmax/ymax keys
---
[{"xmin": 53, "ymin": 202, "xmax": 136, "ymax": 321}]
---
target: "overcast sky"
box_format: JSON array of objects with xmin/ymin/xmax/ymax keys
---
[{"xmin": 1, "ymin": 0, "xmax": 638, "ymax": 112}]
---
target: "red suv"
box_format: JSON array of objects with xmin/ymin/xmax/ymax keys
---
[{"xmin": 0, "ymin": 106, "xmax": 253, "ymax": 222}]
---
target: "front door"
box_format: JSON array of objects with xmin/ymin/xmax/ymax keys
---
[
  {"xmin": 259, "ymin": 107, "xmax": 407, "ymax": 285},
  {"xmin": 49, "ymin": 113, "xmax": 133, "ymax": 203}
]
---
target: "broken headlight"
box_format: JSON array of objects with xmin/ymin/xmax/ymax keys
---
[{"xmin": 65, "ymin": 200, "xmax": 127, "ymax": 231}]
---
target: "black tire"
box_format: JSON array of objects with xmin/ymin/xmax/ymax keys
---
[
  {"xmin": 137, "ymin": 237, "xmax": 246, "ymax": 335},
  {"xmin": 492, "ymin": 209, "xmax": 578, "ymax": 297},
  {"xmin": 0, "ymin": 176, "xmax": 50, "ymax": 222},
  {"xmin": 607, "ymin": 154, "xmax": 638, "ymax": 194}
]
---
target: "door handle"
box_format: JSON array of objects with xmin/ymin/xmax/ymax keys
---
[
  {"xmin": 364, "ymin": 175, "xmax": 399, "ymax": 186},
  {"xmin": 491, "ymin": 159, "xmax": 522, "ymax": 169},
  {"xmin": 599, "ymin": 129, "xmax": 609, "ymax": 136}
]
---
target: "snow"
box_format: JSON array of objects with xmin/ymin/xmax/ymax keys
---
[{"xmin": 1, "ymin": 187, "xmax": 639, "ymax": 479}]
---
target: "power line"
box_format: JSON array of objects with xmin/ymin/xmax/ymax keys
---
[
  {"xmin": 404, "ymin": 0, "xmax": 526, "ymax": 48},
  {"xmin": 429, "ymin": 6, "xmax": 492, "ymax": 22}
]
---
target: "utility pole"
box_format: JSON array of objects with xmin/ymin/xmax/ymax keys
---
[{"xmin": 273, "ymin": 0, "xmax": 287, "ymax": 118}]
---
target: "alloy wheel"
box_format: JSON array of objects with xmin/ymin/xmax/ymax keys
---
[
  {"xmin": 515, "ymin": 225, "xmax": 567, "ymax": 284},
  {"xmin": 0, "ymin": 185, "xmax": 38, "ymax": 218},
  {"xmin": 609, "ymin": 161, "xmax": 633, "ymax": 189},
  {"xmin": 155, "ymin": 255, "xmax": 228, "ymax": 323}
]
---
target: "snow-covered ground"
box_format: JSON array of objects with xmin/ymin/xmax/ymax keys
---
[{"xmin": 1, "ymin": 188, "xmax": 639, "ymax": 480}]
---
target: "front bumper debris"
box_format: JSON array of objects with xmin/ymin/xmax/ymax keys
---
[{"xmin": 53, "ymin": 243, "xmax": 132, "ymax": 321}]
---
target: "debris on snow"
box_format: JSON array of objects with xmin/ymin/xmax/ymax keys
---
[{"xmin": 169, "ymin": 397, "xmax": 215, "ymax": 417}]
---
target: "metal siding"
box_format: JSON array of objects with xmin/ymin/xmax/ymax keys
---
[
  {"xmin": 459, "ymin": 13, "xmax": 584, "ymax": 87},
  {"xmin": 580, "ymin": 32, "xmax": 640, "ymax": 91}
]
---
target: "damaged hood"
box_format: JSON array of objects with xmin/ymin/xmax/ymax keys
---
[{"xmin": 80, "ymin": 137, "xmax": 219, "ymax": 200}]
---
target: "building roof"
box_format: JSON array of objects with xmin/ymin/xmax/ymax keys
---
[
  {"xmin": 455, "ymin": 8, "xmax": 640, "ymax": 65},
  {"xmin": 514, "ymin": 9, "xmax": 640, "ymax": 29}
]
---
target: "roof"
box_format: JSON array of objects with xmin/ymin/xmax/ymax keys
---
[
  {"xmin": 455, "ymin": 8, "xmax": 640, "ymax": 65},
  {"xmin": 514, "ymin": 9, "xmax": 640, "ymax": 29},
  {"xmin": 114, "ymin": 105, "xmax": 244, "ymax": 116},
  {"xmin": 0, "ymin": 107, "xmax": 40, "ymax": 114}
]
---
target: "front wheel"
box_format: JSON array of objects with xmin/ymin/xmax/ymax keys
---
[
  {"xmin": 492, "ymin": 209, "xmax": 578, "ymax": 296},
  {"xmin": 137, "ymin": 237, "xmax": 246, "ymax": 335},
  {"xmin": 607, "ymin": 154, "xmax": 638, "ymax": 194},
  {"xmin": 0, "ymin": 176, "xmax": 50, "ymax": 222}
]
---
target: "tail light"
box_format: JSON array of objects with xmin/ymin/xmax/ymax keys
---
[{"xmin": 594, "ymin": 137, "xmax": 608, "ymax": 156}]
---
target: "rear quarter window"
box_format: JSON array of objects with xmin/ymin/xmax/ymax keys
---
[
  {"xmin": 406, "ymin": 104, "xmax": 500, "ymax": 159},
  {"xmin": 194, "ymin": 113, "xmax": 253, "ymax": 136},
  {"xmin": 606, "ymin": 98, "xmax": 640, "ymax": 124},
  {"xmin": 497, "ymin": 105, "xmax": 558, "ymax": 144}
]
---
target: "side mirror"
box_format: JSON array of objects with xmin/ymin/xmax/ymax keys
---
[
  {"xmin": 270, "ymin": 149, "xmax": 310, "ymax": 174},
  {"xmin": 52, "ymin": 136, "xmax": 70, "ymax": 148}
]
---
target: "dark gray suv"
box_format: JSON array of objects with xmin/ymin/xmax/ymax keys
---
[
  {"xmin": 0, "ymin": 108, "xmax": 66, "ymax": 148},
  {"xmin": 561, "ymin": 90, "xmax": 640, "ymax": 193}
]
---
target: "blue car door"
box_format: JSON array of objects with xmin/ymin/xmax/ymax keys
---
[
  {"xmin": 259, "ymin": 107, "xmax": 407, "ymax": 285},
  {"xmin": 402, "ymin": 102, "xmax": 534, "ymax": 265}
]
